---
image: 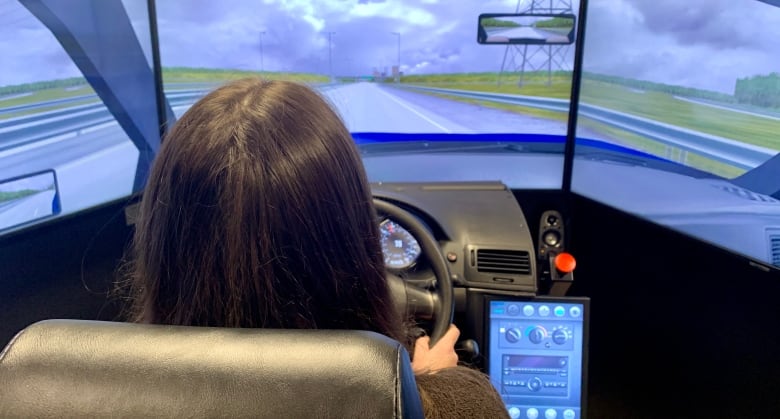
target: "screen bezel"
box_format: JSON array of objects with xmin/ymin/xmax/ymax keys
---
[{"xmin": 483, "ymin": 294, "xmax": 591, "ymax": 418}]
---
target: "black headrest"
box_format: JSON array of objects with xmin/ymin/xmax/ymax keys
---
[{"xmin": 0, "ymin": 320, "xmax": 423, "ymax": 418}]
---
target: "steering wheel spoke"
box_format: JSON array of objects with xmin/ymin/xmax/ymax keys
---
[{"xmin": 374, "ymin": 198, "xmax": 454, "ymax": 346}]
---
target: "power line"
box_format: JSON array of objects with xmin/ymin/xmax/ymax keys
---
[{"xmin": 498, "ymin": 0, "xmax": 574, "ymax": 87}]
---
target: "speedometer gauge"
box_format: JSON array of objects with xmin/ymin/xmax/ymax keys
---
[{"xmin": 379, "ymin": 219, "xmax": 422, "ymax": 270}]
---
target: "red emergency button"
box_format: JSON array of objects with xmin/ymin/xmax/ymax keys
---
[{"xmin": 554, "ymin": 252, "xmax": 576, "ymax": 273}]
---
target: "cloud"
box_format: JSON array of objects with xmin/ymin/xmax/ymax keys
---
[
  {"xmin": 8, "ymin": 0, "xmax": 777, "ymax": 98},
  {"xmin": 0, "ymin": 3, "xmax": 81, "ymax": 86},
  {"xmin": 1, "ymin": 0, "xmax": 576, "ymax": 86},
  {"xmin": 582, "ymin": 0, "xmax": 780, "ymax": 93},
  {"xmin": 151, "ymin": 0, "xmax": 564, "ymax": 77},
  {"xmin": 631, "ymin": 0, "xmax": 776, "ymax": 50}
]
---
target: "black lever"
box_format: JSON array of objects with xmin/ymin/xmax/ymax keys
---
[{"xmin": 455, "ymin": 338, "xmax": 480, "ymax": 363}]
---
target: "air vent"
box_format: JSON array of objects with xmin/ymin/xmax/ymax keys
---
[
  {"xmin": 713, "ymin": 185, "xmax": 779, "ymax": 203},
  {"xmin": 771, "ymin": 235, "xmax": 780, "ymax": 267},
  {"xmin": 476, "ymin": 249, "xmax": 531, "ymax": 275}
]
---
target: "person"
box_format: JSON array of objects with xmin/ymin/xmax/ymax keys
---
[{"xmin": 120, "ymin": 77, "xmax": 509, "ymax": 418}]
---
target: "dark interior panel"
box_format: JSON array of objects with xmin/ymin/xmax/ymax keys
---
[
  {"xmin": 2, "ymin": 190, "xmax": 779, "ymax": 418},
  {"xmin": 0, "ymin": 198, "xmax": 132, "ymax": 346},
  {"xmin": 569, "ymin": 194, "xmax": 780, "ymax": 418}
]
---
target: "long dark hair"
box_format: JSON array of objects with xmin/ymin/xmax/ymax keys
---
[{"xmin": 123, "ymin": 78, "xmax": 406, "ymax": 344}]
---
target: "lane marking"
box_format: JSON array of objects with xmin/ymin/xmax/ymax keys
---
[
  {"xmin": 0, "ymin": 132, "xmax": 77, "ymax": 160},
  {"xmin": 375, "ymin": 86, "xmax": 451, "ymax": 133}
]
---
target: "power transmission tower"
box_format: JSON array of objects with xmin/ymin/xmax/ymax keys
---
[{"xmin": 498, "ymin": 0, "xmax": 574, "ymax": 87}]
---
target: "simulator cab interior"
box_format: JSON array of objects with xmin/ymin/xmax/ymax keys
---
[{"xmin": 1, "ymin": 0, "xmax": 780, "ymax": 417}]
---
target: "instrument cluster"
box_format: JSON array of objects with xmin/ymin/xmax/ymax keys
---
[{"xmin": 379, "ymin": 219, "xmax": 422, "ymax": 271}]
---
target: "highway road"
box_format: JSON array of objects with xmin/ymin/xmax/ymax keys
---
[
  {"xmin": 323, "ymin": 83, "xmax": 567, "ymax": 134},
  {"xmin": 0, "ymin": 82, "xmax": 566, "ymax": 233},
  {"xmin": 0, "ymin": 121, "xmax": 138, "ymax": 218}
]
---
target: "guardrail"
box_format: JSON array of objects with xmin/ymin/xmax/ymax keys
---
[
  {"xmin": 5, "ymin": 83, "xmax": 776, "ymax": 170},
  {"xmin": 0, "ymin": 91, "xmax": 207, "ymax": 152},
  {"xmin": 398, "ymin": 85, "xmax": 778, "ymax": 170},
  {"xmin": 0, "ymin": 83, "xmax": 221, "ymax": 116},
  {"xmin": 0, "ymin": 82, "xmax": 343, "ymax": 153},
  {"xmin": 0, "ymin": 94, "xmax": 98, "ymax": 115}
]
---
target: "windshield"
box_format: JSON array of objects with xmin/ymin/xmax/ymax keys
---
[{"xmin": 154, "ymin": 0, "xmax": 580, "ymax": 188}]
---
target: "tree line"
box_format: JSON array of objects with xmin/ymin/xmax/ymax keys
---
[
  {"xmin": 480, "ymin": 18, "xmax": 520, "ymax": 27},
  {"xmin": 534, "ymin": 17, "xmax": 573, "ymax": 28},
  {"xmin": 582, "ymin": 72, "xmax": 735, "ymax": 102},
  {"xmin": 735, "ymin": 73, "xmax": 780, "ymax": 108},
  {"xmin": 0, "ymin": 77, "xmax": 86, "ymax": 96}
]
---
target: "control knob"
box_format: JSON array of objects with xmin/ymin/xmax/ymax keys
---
[
  {"xmin": 505, "ymin": 328, "xmax": 522, "ymax": 343},
  {"xmin": 527, "ymin": 377, "xmax": 543, "ymax": 392},
  {"xmin": 552, "ymin": 329, "xmax": 568, "ymax": 345},
  {"xmin": 528, "ymin": 326, "xmax": 546, "ymax": 344}
]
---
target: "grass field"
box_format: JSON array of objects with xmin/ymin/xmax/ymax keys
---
[
  {"xmin": 0, "ymin": 85, "xmax": 96, "ymax": 120},
  {"xmin": 162, "ymin": 67, "xmax": 329, "ymax": 84},
  {"xmin": 426, "ymin": 92, "xmax": 569, "ymax": 122},
  {"xmin": 401, "ymin": 71, "xmax": 778, "ymax": 178},
  {"xmin": 577, "ymin": 119, "xmax": 747, "ymax": 178},
  {"xmin": 420, "ymin": 86, "xmax": 747, "ymax": 177},
  {"xmin": 0, "ymin": 68, "xmax": 329, "ymax": 120},
  {"xmin": 0, "ymin": 189, "xmax": 38, "ymax": 204},
  {"xmin": 401, "ymin": 72, "xmax": 573, "ymax": 99},
  {"xmin": 580, "ymin": 79, "xmax": 780, "ymax": 152}
]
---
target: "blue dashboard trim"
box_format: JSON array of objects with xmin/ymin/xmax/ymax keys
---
[{"xmin": 350, "ymin": 132, "xmax": 666, "ymax": 162}]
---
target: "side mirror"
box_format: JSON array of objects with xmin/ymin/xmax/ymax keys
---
[
  {"xmin": 477, "ymin": 13, "xmax": 576, "ymax": 45},
  {"xmin": 0, "ymin": 169, "xmax": 61, "ymax": 232}
]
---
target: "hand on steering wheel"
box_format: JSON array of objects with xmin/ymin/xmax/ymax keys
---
[{"xmin": 411, "ymin": 324, "xmax": 460, "ymax": 374}]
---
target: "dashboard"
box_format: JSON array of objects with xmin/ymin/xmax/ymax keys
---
[
  {"xmin": 371, "ymin": 181, "xmax": 538, "ymax": 295},
  {"xmin": 372, "ymin": 182, "xmax": 589, "ymax": 418}
]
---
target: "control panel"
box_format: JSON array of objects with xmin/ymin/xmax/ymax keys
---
[{"xmin": 487, "ymin": 299, "xmax": 587, "ymax": 419}]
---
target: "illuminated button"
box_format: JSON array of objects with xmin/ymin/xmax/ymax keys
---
[
  {"xmin": 523, "ymin": 305, "xmax": 535, "ymax": 316},
  {"xmin": 554, "ymin": 306, "xmax": 565, "ymax": 317},
  {"xmin": 526, "ymin": 408, "xmax": 539, "ymax": 419},
  {"xmin": 563, "ymin": 409, "xmax": 576, "ymax": 419},
  {"xmin": 545, "ymin": 409, "xmax": 557, "ymax": 419},
  {"xmin": 508, "ymin": 407, "xmax": 521, "ymax": 419},
  {"xmin": 569, "ymin": 306, "xmax": 581, "ymax": 317},
  {"xmin": 538, "ymin": 305, "xmax": 550, "ymax": 316},
  {"xmin": 554, "ymin": 252, "xmax": 576, "ymax": 272}
]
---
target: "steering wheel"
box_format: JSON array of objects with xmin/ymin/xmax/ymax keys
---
[{"xmin": 373, "ymin": 198, "xmax": 454, "ymax": 346}]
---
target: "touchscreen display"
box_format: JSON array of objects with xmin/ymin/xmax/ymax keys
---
[{"xmin": 487, "ymin": 299, "xmax": 587, "ymax": 419}]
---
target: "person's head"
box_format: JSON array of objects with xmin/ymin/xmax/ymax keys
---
[{"xmin": 124, "ymin": 78, "xmax": 405, "ymax": 342}]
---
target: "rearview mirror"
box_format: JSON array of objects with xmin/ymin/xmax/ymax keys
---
[
  {"xmin": 0, "ymin": 169, "xmax": 61, "ymax": 232},
  {"xmin": 477, "ymin": 13, "xmax": 576, "ymax": 45}
]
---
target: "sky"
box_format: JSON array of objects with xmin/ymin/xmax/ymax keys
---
[{"xmin": 1, "ymin": 0, "xmax": 779, "ymax": 94}]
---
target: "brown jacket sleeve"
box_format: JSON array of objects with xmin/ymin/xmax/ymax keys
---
[{"xmin": 415, "ymin": 366, "xmax": 510, "ymax": 419}]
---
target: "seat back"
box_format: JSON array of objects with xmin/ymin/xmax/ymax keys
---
[{"xmin": 0, "ymin": 320, "xmax": 423, "ymax": 418}]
